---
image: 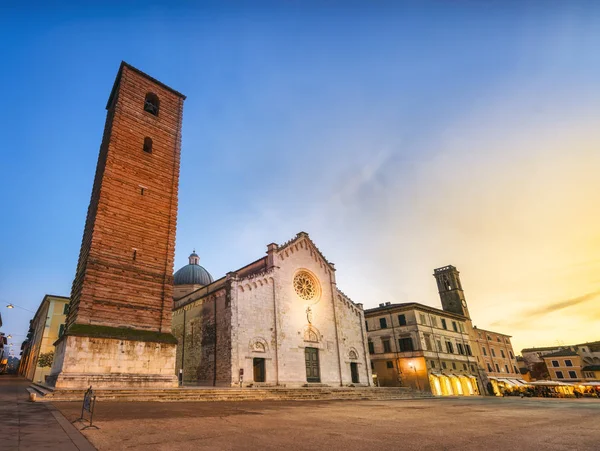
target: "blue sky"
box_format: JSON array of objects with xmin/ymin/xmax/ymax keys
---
[{"xmin": 1, "ymin": 2, "xmax": 599, "ymax": 352}]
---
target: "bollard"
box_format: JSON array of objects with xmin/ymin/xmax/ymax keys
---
[{"xmin": 29, "ymin": 392, "xmax": 36, "ymax": 402}]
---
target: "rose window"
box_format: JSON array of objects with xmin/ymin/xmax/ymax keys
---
[{"xmin": 293, "ymin": 272, "xmax": 318, "ymax": 301}]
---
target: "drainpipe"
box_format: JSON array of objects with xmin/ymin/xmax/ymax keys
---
[
  {"xmin": 213, "ymin": 294, "xmax": 217, "ymax": 387},
  {"xmin": 388, "ymin": 310, "xmax": 401, "ymax": 386},
  {"xmin": 271, "ymin": 277, "xmax": 279, "ymax": 385},
  {"xmin": 357, "ymin": 305, "xmax": 370, "ymax": 386},
  {"xmin": 329, "ymin": 265, "xmax": 344, "ymax": 386},
  {"xmin": 180, "ymin": 308, "xmax": 186, "ymax": 386}
]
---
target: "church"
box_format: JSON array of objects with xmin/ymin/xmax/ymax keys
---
[{"xmin": 171, "ymin": 232, "xmax": 372, "ymax": 387}]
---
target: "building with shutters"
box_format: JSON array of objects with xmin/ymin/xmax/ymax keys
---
[
  {"xmin": 365, "ymin": 265, "xmax": 523, "ymax": 396},
  {"xmin": 365, "ymin": 302, "xmax": 482, "ymax": 395},
  {"xmin": 18, "ymin": 294, "xmax": 69, "ymax": 383}
]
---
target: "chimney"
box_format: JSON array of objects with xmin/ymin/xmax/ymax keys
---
[
  {"xmin": 385, "ymin": 302, "xmax": 391, "ymax": 306},
  {"xmin": 379, "ymin": 303, "xmax": 385, "ymax": 307}
]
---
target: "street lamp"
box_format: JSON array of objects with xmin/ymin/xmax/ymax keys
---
[
  {"xmin": 409, "ymin": 362, "xmax": 421, "ymax": 391},
  {"xmin": 5, "ymin": 303, "xmax": 35, "ymax": 313}
]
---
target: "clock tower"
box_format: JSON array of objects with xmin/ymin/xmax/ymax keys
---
[{"xmin": 433, "ymin": 265, "xmax": 471, "ymax": 318}]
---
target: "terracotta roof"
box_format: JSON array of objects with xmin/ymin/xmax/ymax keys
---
[{"xmin": 542, "ymin": 349, "xmax": 579, "ymax": 358}]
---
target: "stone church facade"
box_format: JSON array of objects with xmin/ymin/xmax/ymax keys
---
[{"xmin": 172, "ymin": 232, "xmax": 372, "ymax": 387}]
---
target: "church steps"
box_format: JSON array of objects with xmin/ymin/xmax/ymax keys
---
[{"xmin": 30, "ymin": 383, "xmax": 431, "ymax": 402}]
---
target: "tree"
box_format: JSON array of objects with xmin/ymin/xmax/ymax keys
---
[{"xmin": 37, "ymin": 351, "xmax": 54, "ymax": 368}]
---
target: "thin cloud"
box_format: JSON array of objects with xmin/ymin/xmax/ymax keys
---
[
  {"xmin": 491, "ymin": 290, "xmax": 600, "ymax": 328},
  {"xmin": 526, "ymin": 290, "xmax": 600, "ymax": 317}
]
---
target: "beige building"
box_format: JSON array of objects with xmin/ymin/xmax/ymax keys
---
[
  {"xmin": 521, "ymin": 341, "xmax": 600, "ymax": 383},
  {"xmin": 543, "ymin": 350, "xmax": 583, "ymax": 382},
  {"xmin": 365, "ymin": 302, "xmax": 482, "ymax": 396},
  {"xmin": 472, "ymin": 327, "xmax": 520, "ymax": 394},
  {"xmin": 19, "ymin": 295, "xmax": 69, "ymax": 383},
  {"xmin": 172, "ymin": 232, "xmax": 371, "ymax": 387},
  {"xmin": 366, "ymin": 265, "xmax": 526, "ymax": 396}
]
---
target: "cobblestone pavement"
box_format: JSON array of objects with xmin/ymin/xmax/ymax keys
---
[
  {"xmin": 54, "ymin": 395, "xmax": 600, "ymax": 451},
  {"xmin": 0, "ymin": 375, "xmax": 95, "ymax": 451}
]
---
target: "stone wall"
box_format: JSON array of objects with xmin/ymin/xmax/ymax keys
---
[
  {"xmin": 172, "ymin": 287, "xmax": 232, "ymax": 385},
  {"xmin": 48, "ymin": 334, "xmax": 177, "ymax": 389}
]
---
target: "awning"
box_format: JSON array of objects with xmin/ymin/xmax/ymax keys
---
[{"xmin": 529, "ymin": 380, "xmax": 573, "ymax": 386}]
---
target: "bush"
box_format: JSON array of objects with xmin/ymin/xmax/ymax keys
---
[{"xmin": 38, "ymin": 351, "xmax": 54, "ymax": 368}]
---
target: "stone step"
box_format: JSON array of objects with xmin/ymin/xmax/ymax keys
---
[{"xmin": 31, "ymin": 383, "xmax": 431, "ymax": 402}]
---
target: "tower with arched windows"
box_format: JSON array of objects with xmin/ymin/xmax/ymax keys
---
[
  {"xmin": 48, "ymin": 62, "xmax": 186, "ymax": 389},
  {"xmin": 433, "ymin": 265, "xmax": 471, "ymax": 318}
]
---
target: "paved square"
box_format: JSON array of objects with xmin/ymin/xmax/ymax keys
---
[{"xmin": 55, "ymin": 396, "xmax": 600, "ymax": 450}]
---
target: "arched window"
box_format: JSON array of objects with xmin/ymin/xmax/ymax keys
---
[
  {"xmin": 144, "ymin": 92, "xmax": 160, "ymax": 116},
  {"xmin": 143, "ymin": 137, "xmax": 153, "ymax": 153}
]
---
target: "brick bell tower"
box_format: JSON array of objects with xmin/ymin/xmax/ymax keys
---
[
  {"xmin": 48, "ymin": 62, "xmax": 185, "ymax": 389},
  {"xmin": 433, "ymin": 265, "xmax": 471, "ymax": 318}
]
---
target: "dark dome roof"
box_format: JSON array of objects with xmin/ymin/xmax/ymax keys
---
[
  {"xmin": 173, "ymin": 251, "xmax": 213, "ymax": 286},
  {"xmin": 174, "ymin": 264, "xmax": 213, "ymax": 286}
]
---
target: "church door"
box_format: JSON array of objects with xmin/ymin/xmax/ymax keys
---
[
  {"xmin": 305, "ymin": 347, "xmax": 320, "ymax": 383},
  {"xmin": 350, "ymin": 362, "xmax": 359, "ymax": 383},
  {"xmin": 253, "ymin": 358, "xmax": 265, "ymax": 383}
]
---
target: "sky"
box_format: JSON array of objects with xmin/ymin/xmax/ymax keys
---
[{"xmin": 1, "ymin": 1, "xmax": 599, "ymax": 355}]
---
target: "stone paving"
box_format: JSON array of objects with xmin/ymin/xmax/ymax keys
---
[
  {"xmin": 0, "ymin": 375, "xmax": 95, "ymax": 451},
  {"xmin": 54, "ymin": 394, "xmax": 600, "ymax": 451}
]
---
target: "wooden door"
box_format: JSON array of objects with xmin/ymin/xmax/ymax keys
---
[
  {"xmin": 305, "ymin": 347, "xmax": 320, "ymax": 383},
  {"xmin": 253, "ymin": 358, "xmax": 265, "ymax": 382},
  {"xmin": 351, "ymin": 362, "xmax": 359, "ymax": 383}
]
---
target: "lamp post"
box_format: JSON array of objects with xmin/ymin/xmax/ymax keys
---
[
  {"xmin": 409, "ymin": 362, "xmax": 421, "ymax": 391},
  {"xmin": 6, "ymin": 303, "xmax": 35, "ymax": 313}
]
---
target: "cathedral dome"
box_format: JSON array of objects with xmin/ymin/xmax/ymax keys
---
[{"xmin": 173, "ymin": 251, "xmax": 214, "ymax": 286}]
